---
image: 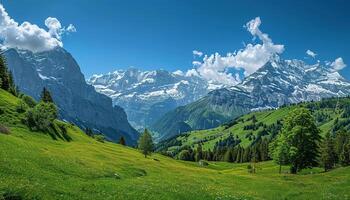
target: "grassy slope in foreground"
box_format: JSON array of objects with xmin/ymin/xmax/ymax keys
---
[{"xmin": 1, "ymin": 90, "xmax": 350, "ymax": 200}]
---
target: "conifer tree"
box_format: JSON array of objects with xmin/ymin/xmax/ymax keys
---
[
  {"xmin": 195, "ymin": 144, "xmax": 203, "ymax": 162},
  {"xmin": 138, "ymin": 129, "xmax": 154, "ymax": 158},
  {"xmin": 41, "ymin": 87, "xmax": 54, "ymax": 103},
  {"xmin": 119, "ymin": 136, "xmax": 126, "ymax": 146},
  {"xmin": 321, "ymin": 132, "xmax": 337, "ymax": 171},
  {"xmin": 7, "ymin": 71, "xmax": 17, "ymax": 96},
  {"xmin": 224, "ymin": 149, "xmax": 233, "ymax": 162},
  {"xmin": 340, "ymin": 142, "xmax": 350, "ymax": 166},
  {"xmin": 0, "ymin": 52, "xmax": 10, "ymax": 91}
]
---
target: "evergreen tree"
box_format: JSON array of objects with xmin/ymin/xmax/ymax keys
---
[
  {"xmin": 195, "ymin": 144, "xmax": 203, "ymax": 161},
  {"xmin": 85, "ymin": 128, "xmax": 94, "ymax": 137},
  {"xmin": 321, "ymin": 132, "xmax": 337, "ymax": 171},
  {"xmin": 335, "ymin": 130, "xmax": 350, "ymax": 163},
  {"xmin": 274, "ymin": 108, "xmax": 321, "ymax": 174},
  {"xmin": 340, "ymin": 142, "xmax": 350, "ymax": 166},
  {"xmin": 0, "ymin": 52, "xmax": 10, "ymax": 91},
  {"xmin": 41, "ymin": 87, "xmax": 54, "ymax": 103},
  {"xmin": 119, "ymin": 136, "xmax": 126, "ymax": 146},
  {"xmin": 7, "ymin": 70, "xmax": 17, "ymax": 96},
  {"xmin": 224, "ymin": 149, "xmax": 233, "ymax": 162},
  {"xmin": 138, "ymin": 129, "xmax": 154, "ymax": 158}
]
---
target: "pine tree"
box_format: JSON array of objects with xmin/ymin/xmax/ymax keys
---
[
  {"xmin": 41, "ymin": 87, "xmax": 54, "ymax": 103},
  {"xmin": 340, "ymin": 142, "xmax": 350, "ymax": 166},
  {"xmin": 0, "ymin": 52, "xmax": 10, "ymax": 91},
  {"xmin": 224, "ymin": 149, "xmax": 233, "ymax": 162},
  {"xmin": 321, "ymin": 132, "xmax": 337, "ymax": 171},
  {"xmin": 195, "ymin": 144, "xmax": 203, "ymax": 161},
  {"xmin": 138, "ymin": 129, "xmax": 154, "ymax": 158},
  {"xmin": 119, "ymin": 136, "xmax": 126, "ymax": 146},
  {"xmin": 85, "ymin": 128, "xmax": 94, "ymax": 137},
  {"xmin": 7, "ymin": 71, "xmax": 17, "ymax": 96}
]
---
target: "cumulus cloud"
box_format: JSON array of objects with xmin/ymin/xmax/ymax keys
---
[
  {"xmin": 330, "ymin": 57, "xmax": 346, "ymax": 71},
  {"xmin": 188, "ymin": 17, "xmax": 284, "ymax": 86},
  {"xmin": 0, "ymin": 4, "xmax": 75, "ymax": 52},
  {"xmin": 193, "ymin": 50, "xmax": 203, "ymax": 57},
  {"xmin": 306, "ymin": 49, "xmax": 317, "ymax": 58}
]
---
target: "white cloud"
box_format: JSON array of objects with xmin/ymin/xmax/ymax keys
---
[
  {"xmin": 306, "ymin": 49, "xmax": 317, "ymax": 58},
  {"xmin": 66, "ymin": 24, "xmax": 76, "ymax": 33},
  {"xmin": 172, "ymin": 70, "xmax": 184, "ymax": 76},
  {"xmin": 189, "ymin": 17, "xmax": 284, "ymax": 86},
  {"xmin": 0, "ymin": 4, "xmax": 75, "ymax": 52},
  {"xmin": 185, "ymin": 69, "xmax": 200, "ymax": 77},
  {"xmin": 192, "ymin": 61, "xmax": 201, "ymax": 66},
  {"xmin": 330, "ymin": 57, "xmax": 346, "ymax": 71},
  {"xmin": 192, "ymin": 50, "xmax": 203, "ymax": 57}
]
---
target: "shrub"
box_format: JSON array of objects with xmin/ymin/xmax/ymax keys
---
[
  {"xmin": 0, "ymin": 124, "xmax": 10, "ymax": 134},
  {"xmin": 25, "ymin": 102, "xmax": 58, "ymax": 131},
  {"xmin": 16, "ymin": 101, "xmax": 28, "ymax": 113},
  {"xmin": 21, "ymin": 95, "xmax": 37, "ymax": 108},
  {"xmin": 94, "ymin": 134, "xmax": 105, "ymax": 143}
]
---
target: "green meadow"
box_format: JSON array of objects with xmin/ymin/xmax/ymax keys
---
[{"xmin": 0, "ymin": 89, "xmax": 350, "ymax": 200}]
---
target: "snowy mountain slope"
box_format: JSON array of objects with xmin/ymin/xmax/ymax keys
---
[{"xmin": 87, "ymin": 68, "xmax": 221, "ymax": 129}]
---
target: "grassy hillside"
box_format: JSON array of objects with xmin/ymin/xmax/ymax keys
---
[
  {"xmin": 158, "ymin": 97, "xmax": 350, "ymax": 155},
  {"xmin": 151, "ymin": 89, "xmax": 251, "ymax": 140},
  {"xmin": 1, "ymin": 89, "xmax": 350, "ymax": 199}
]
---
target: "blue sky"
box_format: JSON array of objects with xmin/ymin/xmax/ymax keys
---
[{"xmin": 1, "ymin": 0, "xmax": 350, "ymax": 81}]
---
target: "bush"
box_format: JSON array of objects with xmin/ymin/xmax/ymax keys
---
[
  {"xmin": 25, "ymin": 102, "xmax": 58, "ymax": 131},
  {"xmin": 21, "ymin": 95, "xmax": 37, "ymax": 108},
  {"xmin": 198, "ymin": 160, "xmax": 209, "ymax": 166},
  {"xmin": 0, "ymin": 124, "xmax": 10, "ymax": 134},
  {"xmin": 94, "ymin": 134, "xmax": 105, "ymax": 143},
  {"xmin": 16, "ymin": 101, "xmax": 28, "ymax": 113}
]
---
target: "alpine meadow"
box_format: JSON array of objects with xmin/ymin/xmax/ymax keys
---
[{"xmin": 1, "ymin": 1, "xmax": 350, "ymax": 200}]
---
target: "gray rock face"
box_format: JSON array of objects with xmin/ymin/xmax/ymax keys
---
[
  {"xmin": 87, "ymin": 68, "xmax": 215, "ymax": 129},
  {"xmin": 4, "ymin": 47, "xmax": 139, "ymax": 144}
]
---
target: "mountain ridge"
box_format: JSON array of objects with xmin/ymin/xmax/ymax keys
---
[
  {"xmin": 152, "ymin": 55, "xmax": 350, "ymax": 140},
  {"xmin": 87, "ymin": 67, "xmax": 223, "ymax": 129},
  {"xmin": 4, "ymin": 47, "xmax": 139, "ymax": 144}
]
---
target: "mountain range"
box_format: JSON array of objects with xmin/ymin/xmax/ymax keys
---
[
  {"xmin": 151, "ymin": 55, "xmax": 350, "ymax": 140},
  {"xmin": 4, "ymin": 47, "xmax": 139, "ymax": 144},
  {"xmin": 87, "ymin": 68, "xmax": 223, "ymax": 130}
]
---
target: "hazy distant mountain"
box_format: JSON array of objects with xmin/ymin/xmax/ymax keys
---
[
  {"xmin": 4, "ymin": 47, "xmax": 139, "ymax": 144},
  {"xmin": 152, "ymin": 55, "xmax": 350, "ymax": 140},
  {"xmin": 87, "ymin": 68, "xmax": 224, "ymax": 129}
]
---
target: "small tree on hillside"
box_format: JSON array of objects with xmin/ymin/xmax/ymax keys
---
[
  {"xmin": 119, "ymin": 136, "xmax": 126, "ymax": 146},
  {"xmin": 138, "ymin": 129, "xmax": 154, "ymax": 158},
  {"xmin": 321, "ymin": 132, "xmax": 337, "ymax": 171},
  {"xmin": 195, "ymin": 144, "xmax": 203, "ymax": 162},
  {"xmin": 41, "ymin": 87, "xmax": 54, "ymax": 103},
  {"xmin": 7, "ymin": 70, "xmax": 17, "ymax": 96},
  {"xmin": 0, "ymin": 52, "xmax": 10, "ymax": 91},
  {"xmin": 340, "ymin": 142, "xmax": 350, "ymax": 166},
  {"xmin": 270, "ymin": 134, "xmax": 290, "ymax": 174}
]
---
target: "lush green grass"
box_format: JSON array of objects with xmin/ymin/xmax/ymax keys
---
[{"xmin": 1, "ymin": 90, "xmax": 350, "ymax": 199}]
